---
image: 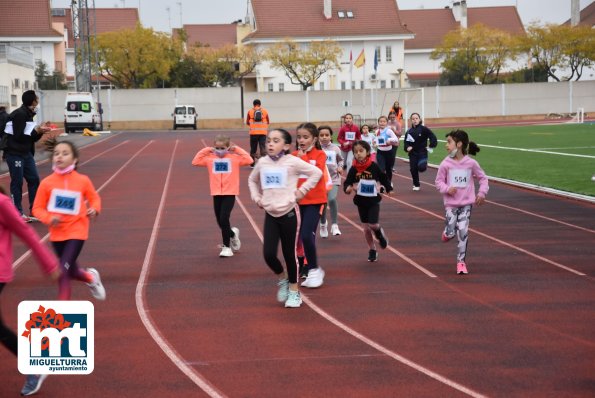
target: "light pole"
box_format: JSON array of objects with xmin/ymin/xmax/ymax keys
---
[{"xmin": 397, "ymin": 68, "xmax": 403, "ymax": 89}]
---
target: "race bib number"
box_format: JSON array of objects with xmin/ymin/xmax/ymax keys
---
[
  {"xmin": 346, "ymin": 132, "xmax": 356, "ymax": 141},
  {"xmin": 48, "ymin": 189, "xmax": 81, "ymax": 215},
  {"xmin": 377, "ymin": 137, "xmax": 386, "ymax": 146},
  {"xmin": 324, "ymin": 150, "xmax": 336, "ymax": 165},
  {"xmin": 449, "ymin": 169, "xmax": 471, "ymax": 188},
  {"xmin": 357, "ymin": 180, "xmax": 377, "ymax": 197},
  {"xmin": 212, "ymin": 158, "xmax": 231, "ymax": 174},
  {"xmin": 261, "ymin": 167, "xmax": 288, "ymax": 189}
]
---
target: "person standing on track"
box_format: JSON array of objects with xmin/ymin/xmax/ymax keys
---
[
  {"xmin": 435, "ymin": 129, "xmax": 489, "ymax": 275},
  {"xmin": 0, "ymin": 185, "xmax": 59, "ymax": 396},
  {"xmin": 343, "ymin": 141, "xmax": 392, "ymax": 262},
  {"xmin": 192, "ymin": 134, "xmax": 252, "ymax": 257},
  {"xmin": 248, "ymin": 129, "xmax": 321, "ymax": 308},
  {"xmin": 32, "ymin": 140, "xmax": 105, "ymax": 301},
  {"xmin": 403, "ymin": 112, "xmax": 437, "ymax": 191},
  {"xmin": 246, "ymin": 99, "xmax": 270, "ymax": 167}
]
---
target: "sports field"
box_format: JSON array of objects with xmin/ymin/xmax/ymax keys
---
[{"xmin": 422, "ymin": 123, "xmax": 595, "ymax": 197}]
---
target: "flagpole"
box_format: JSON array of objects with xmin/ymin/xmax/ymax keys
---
[
  {"xmin": 349, "ymin": 43, "xmax": 353, "ymax": 113},
  {"xmin": 363, "ymin": 51, "xmax": 366, "ymax": 121}
]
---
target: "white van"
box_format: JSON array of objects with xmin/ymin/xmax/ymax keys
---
[
  {"xmin": 172, "ymin": 105, "xmax": 197, "ymax": 130},
  {"xmin": 64, "ymin": 92, "xmax": 103, "ymax": 133}
]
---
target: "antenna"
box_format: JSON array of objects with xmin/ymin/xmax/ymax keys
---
[{"xmin": 177, "ymin": 1, "xmax": 183, "ymax": 28}]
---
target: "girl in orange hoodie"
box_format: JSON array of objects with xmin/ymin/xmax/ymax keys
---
[
  {"xmin": 192, "ymin": 135, "xmax": 253, "ymax": 257},
  {"xmin": 293, "ymin": 123, "xmax": 328, "ymax": 288},
  {"xmin": 32, "ymin": 140, "xmax": 105, "ymax": 301}
]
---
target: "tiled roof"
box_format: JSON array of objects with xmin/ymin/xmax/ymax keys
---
[
  {"xmin": 52, "ymin": 8, "xmax": 139, "ymax": 47},
  {"xmin": 400, "ymin": 6, "xmax": 524, "ymax": 50},
  {"xmin": 244, "ymin": 0, "xmax": 411, "ymax": 41},
  {"xmin": 0, "ymin": 0, "xmax": 62, "ymax": 37},
  {"xmin": 563, "ymin": 1, "xmax": 595, "ymax": 26},
  {"xmin": 174, "ymin": 24, "xmax": 238, "ymax": 48}
]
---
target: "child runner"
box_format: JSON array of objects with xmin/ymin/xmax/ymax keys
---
[
  {"xmin": 192, "ymin": 135, "xmax": 252, "ymax": 257},
  {"xmin": 317, "ymin": 125, "xmax": 343, "ymax": 238},
  {"xmin": 435, "ymin": 129, "xmax": 489, "ymax": 275},
  {"xmin": 293, "ymin": 123, "xmax": 328, "ymax": 288},
  {"xmin": 32, "ymin": 140, "xmax": 105, "ymax": 301},
  {"xmin": 403, "ymin": 112, "xmax": 437, "ymax": 191},
  {"xmin": 360, "ymin": 124, "xmax": 378, "ymax": 162},
  {"xmin": 375, "ymin": 115, "xmax": 400, "ymax": 190},
  {"xmin": 0, "ymin": 186, "xmax": 59, "ymax": 396},
  {"xmin": 248, "ymin": 129, "xmax": 321, "ymax": 308},
  {"xmin": 343, "ymin": 141, "xmax": 392, "ymax": 262},
  {"xmin": 337, "ymin": 113, "xmax": 361, "ymax": 171},
  {"xmin": 387, "ymin": 111, "xmax": 403, "ymax": 173}
]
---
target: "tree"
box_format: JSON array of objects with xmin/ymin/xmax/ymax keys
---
[
  {"xmin": 35, "ymin": 61, "xmax": 67, "ymax": 90},
  {"xmin": 264, "ymin": 39, "xmax": 342, "ymax": 90},
  {"xmin": 431, "ymin": 24, "xmax": 519, "ymax": 85},
  {"xmin": 561, "ymin": 25, "xmax": 595, "ymax": 81},
  {"xmin": 94, "ymin": 24, "xmax": 183, "ymax": 88}
]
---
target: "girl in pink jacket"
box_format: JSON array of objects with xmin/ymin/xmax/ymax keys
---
[
  {"xmin": 435, "ymin": 130, "xmax": 489, "ymax": 275},
  {"xmin": 192, "ymin": 135, "xmax": 252, "ymax": 257},
  {"xmin": 0, "ymin": 186, "xmax": 59, "ymax": 396}
]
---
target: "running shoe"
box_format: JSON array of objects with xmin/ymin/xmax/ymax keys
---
[
  {"xmin": 412, "ymin": 186, "xmax": 420, "ymax": 191},
  {"xmin": 21, "ymin": 374, "xmax": 48, "ymax": 396},
  {"xmin": 374, "ymin": 228, "xmax": 388, "ymax": 249},
  {"xmin": 457, "ymin": 262, "xmax": 468, "ymax": 275},
  {"xmin": 87, "ymin": 268, "xmax": 106, "ymax": 300},
  {"xmin": 219, "ymin": 246, "xmax": 233, "ymax": 257},
  {"xmin": 442, "ymin": 232, "xmax": 453, "ymax": 242},
  {"xmin": 230, "ymin": 227, "xmax": 241, "ymax": 251},
  {"xmin": 301, "ymin": 267, "xmax": 325, "ymax": 288},
  {"xmin": 319, "ymin": 222, "xmax": 328, "ymax": 238},
  {"xmin": 368, "ymin": 249, "xmax": 378, "ymax": 262},
  {"xmin": 331, "ymin": 224, "xmax": 341, "ymax": 236},
  {"xmin": 277, "ymin": 279, "xmax": 289, "ymax": 302},
  {"xmin": 21, "ymin": 214, "xmax": 32, "ymax": 223},
  {"xmin": 284, "ymin": 290, "xmax": 302, "ymax": 308}
]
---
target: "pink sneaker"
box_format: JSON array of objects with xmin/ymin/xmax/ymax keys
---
[
  {"xmin": 441, "ymin": 232, "xmax": 452, "ymax": 242},
  {"xmin": 457, "ymin": 262, "xmax": 468, "ymax": 275}
]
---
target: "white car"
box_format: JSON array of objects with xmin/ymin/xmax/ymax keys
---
[
  {"xmin": 172, "ymin": 105, "xmax": 197, "ymax": 130},
  {"xmin": 63, "ymin": 92, "xmax": 103, "ymax": 133}
]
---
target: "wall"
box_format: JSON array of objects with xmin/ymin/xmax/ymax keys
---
[{"xmin": 39, "ymin": 80, "xmax": 595, "ymax": 129}]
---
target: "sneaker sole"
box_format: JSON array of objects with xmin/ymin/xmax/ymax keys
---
[{"xmin": 23, "ymin": 374, "xmax": 48, "ymax": 396}]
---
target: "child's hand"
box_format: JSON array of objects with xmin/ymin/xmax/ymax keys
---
[
  {"xmin": 447, "ymin": 186, "xmax": 457, "ymax": 195},
  {"xmin": 475, "ymin": 195, "xmax": 485, "ymax": 206},
  {"xmin": 295, "ymin": 189, "xmax": 305, "ymax": 201},
  {"xmin": 49, "ymin": 216, "xmax": 61, "ymax": 227},
  {"xmin": 87, "ymin": 208, "xmax": 98, "ymax": 218},
  {"xmin": 345, "ymin": 185, "xmax": 353, "ymax": 194}
]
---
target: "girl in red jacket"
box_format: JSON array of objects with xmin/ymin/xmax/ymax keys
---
[
  {"xmin": 32, "ymin": 140, "xmax": 105, "ymax": 301},
  {"xmin": 293, "ymin": 123, "xmax": 328, "ymax": 288},
  {"xmin": 1, "ymin": 186, "xmax": 59, "ymax": 396},
  {"xmin": 192, "ymin": 134, "xmax": 253, "ymax": 257}
]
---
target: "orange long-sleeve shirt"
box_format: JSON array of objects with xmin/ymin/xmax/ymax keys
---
[
  {"xmin": 292, "ymin": 148, "xmax": 328, "ymax": 205},
  {"xmin": 32, "ymin": 170, "xmax": 101, "ymax": 242},
  {"xmin": 191, "ymin": 146, "xmax": 253, "ymax": 196}
]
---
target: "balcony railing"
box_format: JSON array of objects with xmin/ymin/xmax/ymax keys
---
[{"xmin": 0, "ymin": 44, "xmax": 35, "ymax": 69}]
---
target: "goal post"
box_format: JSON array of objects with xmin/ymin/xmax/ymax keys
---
[
  {"xmin": 568, "ymin": 107, "xmax": 585, "ymax": 124},
  {"xmin": 381, "ymin": 88, "xmax": 425, "ymax": 130}
]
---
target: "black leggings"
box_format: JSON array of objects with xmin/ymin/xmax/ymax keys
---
[
  {"xmin": 0, "ymin": 283, "xmax": 18, "ymax": 356},
  {"xmin": 53, "ymin": 239, "xmax": 90, "ymax": 300},
  {"xmin": 263, "ymin": 208, "xmax": 300, "ymax": 284},
  {"xmin": 376, "ymin": 147, "xmax": 397, "ymax": 185},
  {"xmin": 213, "ymin": 195, "xmax": 236, "ymax": 247}
]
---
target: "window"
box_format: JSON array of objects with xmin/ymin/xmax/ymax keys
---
[
  {"xmin": 319, "ymin": 82, "xmax": 325, "ymax": 91},
  {"xmin": 33, "ymin": 46, "xmax": 42, "ymax": 61},
  {"xmin": 375, "ymin": 47, "xmax": 381, "ymax": 63},
  {"xmin": 268, "ymin": 83, "xmax": 274, "ymax": 92},
  {"xmin": 346, "ymin": 11, "xmax": 354, "ymax": 18},
  {"xmin": 13, "ymin": 79, "xmax": 20, "ymax": 89},
  {"xmin": 337, "ymin": 11, "xmax": 345, "ymax": 18},
  {"xmin": 51, "ymin": 8, "xmax": 66, "ymax": 16},
  {"xmin": 341, "ymin": 81, "xmax": 346, "ymax": 90},
  {"xmin": 360, "ymin": 81, "xmax": 364, "ymax": 89},
  {"xmin": 11, "ymin": 95, "xmax": 17, "ymax": 106},
  {"xmin": 391, "ymin": 80, "xmax": 396, "ymax": 89},
  {"xmin": 385, "ymin": 46, "xmax": 392, "ymax": 62},
  {"xmin": 278, "ymin": 83, "xmax": 284, "ymax": 92},
  {"xmin": 24, "ymin": 81, "xmax": 30, "ymax": 89},
  {"xmin": 351, "ymin": 81, "xmax": 356, "ymax": 90},
  {"xmin": 380, "ymin": 80, "xmax": 386, "ymax": 89}
]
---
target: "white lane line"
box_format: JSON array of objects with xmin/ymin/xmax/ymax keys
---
[
  {"xmin": 135, "ymin": 139, "xmax": 226, "ymax": 398},
  {"xmin": 434, "ymin": 139, "xmax": 595, "ymax": 159},
  {"xmin": 236, "ymin": 198, "xmax": 486, "ymax": 398},
  {"xmin": 381, "ymin": 188, "xmax": 588, "ymax": 277},
  {"xmin": 337, "ymin": 213, "xmax": 437, "ymax": 278},
  {"xmin": 12, "ymin": 140, "xmax": 146, "ymax": 271}
]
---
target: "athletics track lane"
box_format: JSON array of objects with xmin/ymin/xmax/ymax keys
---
[{"xmin": 1, "ymin": 130, "xmax": 593, "ymax": 397}]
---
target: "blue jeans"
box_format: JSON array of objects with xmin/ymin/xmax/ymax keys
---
[{"xmin": 6, "ymin": 153, "xmax": 40, "ymax": 215}]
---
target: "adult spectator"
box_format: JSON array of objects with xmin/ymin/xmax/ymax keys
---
[
  {"xmin": 246, "ymin": 99, "xmax": 270, "ymax": 167},
  {"xmin": 390, "ymin": 100, "xmax": 404, "ymax": 128},
  {"xmin": 0, "ymin": 106, "xmax": 8, "ymax": 157},
  {"xmin": 3, "ymin": 90, "xmax": 51, "ymax": 222}
]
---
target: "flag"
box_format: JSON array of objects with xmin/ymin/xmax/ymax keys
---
[
  {"xmin": 354, "ymin": 50, "xmax": 365, "ymax": 68},
  {"xmin": 373, "ymin": 49, "xmax": 378, "ymax": 72}
]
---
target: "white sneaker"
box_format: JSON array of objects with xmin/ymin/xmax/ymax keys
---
[
  {"xmin": 230, "ymin": 227, "xmax": 241, "ymax": 251},
  {"xmin": 331, "ymin": 224, "xmax": 341, "ymax": 236},
  {"xmin": 412, "ymin": 186, "xmax": 420, "ymax": 191},
  {"xmin": 277, "ymin": 279, "xmax": 289, "ymax": 302},
  {"xmin": 284, "ymin": 290, "xmax": 302, "ymax": 308},
  {"xmin": 86, "ymin": 268, "xmax": 106, "ymax": 300},
  {"xmin": 301, "ymin": 267, "xmax": 325, "ymax": 288},
  {"xmin": 219, "ymin": 246, "xmax": 233, "ymax": 257},
  {"xmin": 319, "ymin": 222, "xmax": 328, "ymax": 238}
]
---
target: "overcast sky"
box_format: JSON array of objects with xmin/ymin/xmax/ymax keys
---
[{"xmin": 51, "ymin": 0, "xmax": 593, "ymax": 33}]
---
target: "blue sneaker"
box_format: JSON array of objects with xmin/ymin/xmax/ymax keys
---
[
  {"xmin": 284, "ymin": 290, "xmax": 302, "ymax": 308},
  {"xmin": 21, "ymin": 374, "xmax": 48, "ymax": 396},
  {"xmin": 277, "ymin": 279, "xmax": 289, "ymax": 302}
]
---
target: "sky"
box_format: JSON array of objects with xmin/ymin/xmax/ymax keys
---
[{"xmin": 50, "ymin": 0, "xmax": 593, "ymax": 33}]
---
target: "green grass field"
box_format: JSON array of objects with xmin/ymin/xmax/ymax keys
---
[{"xmin": 422, "ymin": 123, "xmax": 595, "ymax": 197}]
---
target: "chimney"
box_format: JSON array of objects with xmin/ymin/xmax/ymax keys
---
[
  {"xmin": 452, "ymin": 1, "xmax": 468, "ymax": 29},
  {"xmin": 324, "ymin": 0, "xmax": 332, "ymax": 20}
]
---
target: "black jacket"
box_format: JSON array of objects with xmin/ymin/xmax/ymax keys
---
[
  {"xmin": 404, "ymin": 124, "xmax": 437, "ymax": 156},
  {"xmin": 343, "ymin": 161, "xmax": 392, "ymax": 206},
  {"xmin": 4, "ymin": 105, "xmax": 43, "ymax": 156}
]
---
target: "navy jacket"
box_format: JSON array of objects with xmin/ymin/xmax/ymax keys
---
[
  {"xmin": 404, "ymin": 124, "xmax": 437, "ymax": 156},
  {"xmin": 4, "ymin": 105, "xmax": 43, "ymax": 156}
]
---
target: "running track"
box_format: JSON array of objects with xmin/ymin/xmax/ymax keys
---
[{"xmin": 1, "ymin": 130, "xmax": 594, "ymax": 397}]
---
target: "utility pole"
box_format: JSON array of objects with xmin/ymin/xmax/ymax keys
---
[{"xmin": 71, "ymin": 0, "xmax": 92, "ymax": 92}]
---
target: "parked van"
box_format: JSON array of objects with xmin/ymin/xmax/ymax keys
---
[
  {"xmin": 64, "ymin": 92, "xmax": 103, "ymax": 133},
  {"xmin": 172, "ymin": 105, "xmax": 197, "ymax": 130}
]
